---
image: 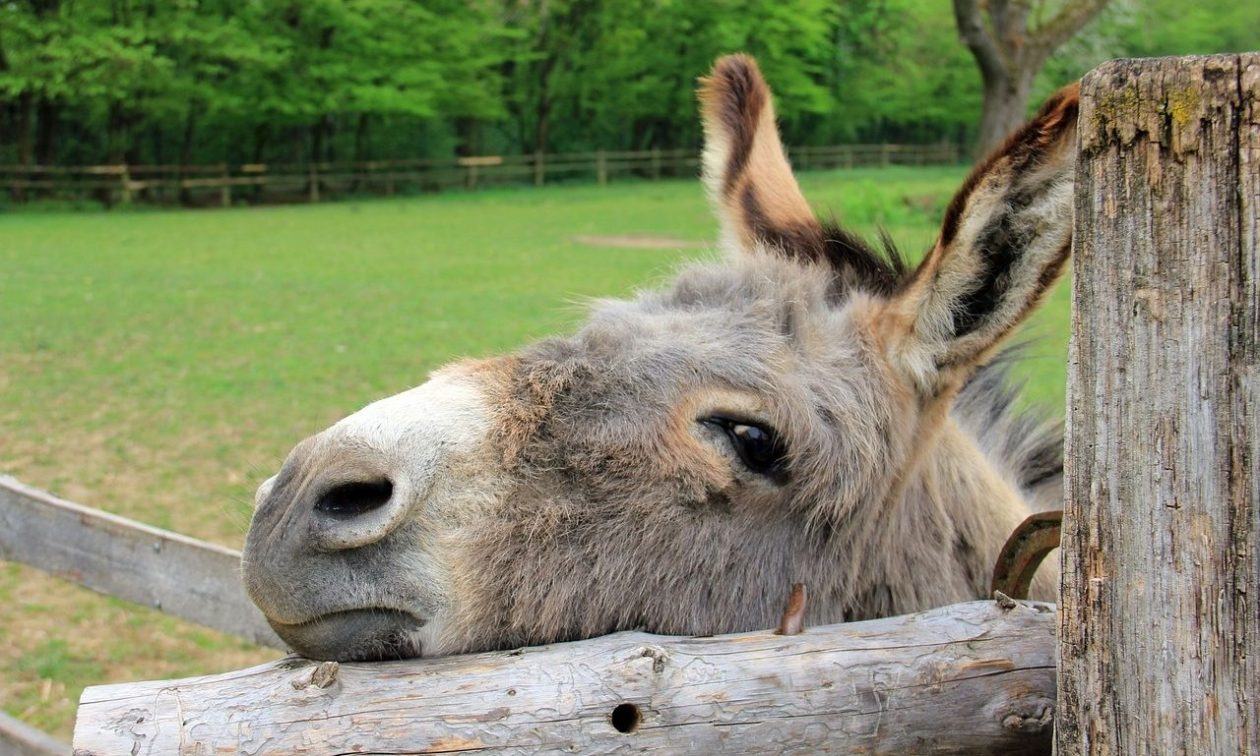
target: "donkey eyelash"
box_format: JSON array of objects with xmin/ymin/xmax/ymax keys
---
[{"xmin": 701, "ymin": 416, "xmax": 789, "ymax": 482}]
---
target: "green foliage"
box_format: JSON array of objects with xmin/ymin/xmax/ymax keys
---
[
  {"xmin": 0, "ymin": 0, "xmax": 1253, "ymax": 166},
  {"xmin": 1036, "ymin": 0, "xmax": 1260, "ymax": 102}
]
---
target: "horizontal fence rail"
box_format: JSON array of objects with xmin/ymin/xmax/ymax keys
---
[
  {"xmin": 0, "ymin": 143, "xmax": 960, "ymax": 207},
  {"xmin": 0, "ymin": 711, "xmax": 66, "ymax": 756},
  {"xmin": 0, "ymin": 475, "xmax": 283, "ymax": 648},
  {"xmin": 72, "ymin": 600, "xmax": 1057, "ymax": 754}
]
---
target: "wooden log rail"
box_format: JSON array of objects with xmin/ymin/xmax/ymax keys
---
[
  {"xmin": 72, "ymin": 600, "xmax": 1056, "ymax": 755},
  {"xmin": 0, "ymin": 475, "xmax": 283, "ymax": 649},
  {"xmin": 0, "ymin": 711, "xmax": 66, "ymax": 756}
]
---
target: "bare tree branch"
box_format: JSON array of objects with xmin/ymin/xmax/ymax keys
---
[
  {"xmin": 955, "ymin": 0, "xmax": 1108, "ymax": 154},
  {"xmin": 1030, "ymin": 0, "xmax": 1109, "ymax": 58},
  {"xmin": 953, "ymin": 0, "xmax": 1006, "ymax": 83}
]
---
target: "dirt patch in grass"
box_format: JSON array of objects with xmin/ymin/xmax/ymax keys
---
[{"xmin": 573, "ymin": 234, "xmax": 708, "ymax": 250}]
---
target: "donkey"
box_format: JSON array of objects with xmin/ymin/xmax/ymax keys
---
[{"xmin": 243, "ymin": 55, "xmax": 1078, "ymax": 662}]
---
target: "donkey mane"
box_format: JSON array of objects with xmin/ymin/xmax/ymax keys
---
[
  {"xmin": 814, "ymin": 222, "xmax": 908, "ymax": 297},
  {"xmin": 957, "ymin": 349, "xmax": 1063, "ymax": 498}
]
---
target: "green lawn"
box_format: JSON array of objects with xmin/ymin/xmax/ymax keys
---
[{"xmin": 0, "ymin": 166, "xmax": 1071, "ymax": 739}]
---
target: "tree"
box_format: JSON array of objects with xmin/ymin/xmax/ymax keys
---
[{"xmin": 953, "ymin": 0, "xmax": 1107, "ymax": 155}]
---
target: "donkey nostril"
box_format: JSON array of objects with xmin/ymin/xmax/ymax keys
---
[{"xmin": 314, "ymin": 479, "xmax": 394, "ymax": 519}]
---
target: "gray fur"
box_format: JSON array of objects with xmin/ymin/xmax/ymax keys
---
[{"xmin": 440, "ymin": 253, "xmax": 1060, "ymax": 654}]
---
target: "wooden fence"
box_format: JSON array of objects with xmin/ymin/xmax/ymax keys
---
[
  {"xmin": 2, "ymin": 53, "xmax": 1257, "ymax": 754},
  {"xmin": 0, "ymin": 476, "xmax": 286, "ymax": 755},
  {"xmin": 0, "ymin": 143, "xmax": 960, "ymax": 207}
]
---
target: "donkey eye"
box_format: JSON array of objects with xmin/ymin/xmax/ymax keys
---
[{"xmin": 704, "ymin": 417, "xmax": 787, "ymax": 480}]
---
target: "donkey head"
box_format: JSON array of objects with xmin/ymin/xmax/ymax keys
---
[{"xmin": 243, "ymin": 55, "xmax": 1078, "ymax": 662}]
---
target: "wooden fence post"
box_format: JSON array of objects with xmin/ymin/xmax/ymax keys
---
[
  {"xmin": 219, "ymin": 163, "xmax": 231, "ymax": 207},
  {"xmin": 118, "ymin": 165, "xmax": 132, "ymax": 205},
  {"xmin": 308, "ymin": 163, "xmax": 320, "ymax": 202},
  {"xmin": 650, "ymin": 147, "xmax": 661, "ymax": 180},
  {"xmin": 596, "ymin": 150, "xmax": 607, "ymax": 186},
  {"xmin": 534, "ymin": 150, "xmax": 545, "ymax": 186},
  {"xmin": 1058, "ymin": 54, "xmax": 1260, "ymax": 754}
]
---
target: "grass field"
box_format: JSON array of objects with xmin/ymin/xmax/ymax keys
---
[{"xmin": 0, "ymin": 166, "xmax": 1072, "ymax": 739}]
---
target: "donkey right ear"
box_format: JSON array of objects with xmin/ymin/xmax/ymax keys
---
[
  {"xmin": 881, "ymin": 83, "xmax": 1080, "ymax": 400},
  {"xmin": 698, "ymin": 55, "xmax": 825, "ymax": 258}
]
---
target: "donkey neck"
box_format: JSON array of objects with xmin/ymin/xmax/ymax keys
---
[{"xmin": 830, "ymin": 417, "xmax": 1035, "ymax": 620}]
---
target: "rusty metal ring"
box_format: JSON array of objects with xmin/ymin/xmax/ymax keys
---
[{"xmin": 990, "ymin": 510, "xmax": 1062, "ymax": 600}]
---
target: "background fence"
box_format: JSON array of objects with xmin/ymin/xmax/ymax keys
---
[{"xmin": 0, "ymin": 143, "xmax": 961, "ymax": 207}]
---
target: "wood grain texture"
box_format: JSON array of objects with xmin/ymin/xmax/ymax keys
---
[
  {"xmin": 0, "ymin": 475, "xmax": 283, "ymax": 649},
  {"xmin": 1059, "ymin": 54, "xmax": 1260, "ymax": 754},
  {"xmin": 73, "ymin": 600, "xmax": 1055, "ymax": 755}
]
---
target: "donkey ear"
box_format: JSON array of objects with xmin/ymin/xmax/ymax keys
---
[
  {"xmin": 883, "ymin": 83, "xmax": 1080, "ymax": 398},
  {"xmin": 698, "ymin": 54, "xmax": 825, "ymax": 257}
]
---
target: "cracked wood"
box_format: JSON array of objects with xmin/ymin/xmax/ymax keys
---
[
  {"xmin": 1058, "ymin": 54, "xmax": 1260, "ymax": 754},
  {"xmin": 73, "ymin": 600, "xmax": 1056, "ymax": 755}
]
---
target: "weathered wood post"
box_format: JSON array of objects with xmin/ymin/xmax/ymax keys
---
[
  {"xmin": 308, "ymin": 163, "xmax": 320, "ymax": 202},
  {"xmin": 219, "ymin": 162, "xmax": 231, "ymax": 207},
  {"xmin": 118, "ymin": 164, "xmax": 132, "ymax": 205},
  {"xmin": 596, "ymin": 149, "xmax": 608, "ymax": 185},
  {"xmin": 1059, "ymin": 54, "xmax": 1260, "ymax": 754}
]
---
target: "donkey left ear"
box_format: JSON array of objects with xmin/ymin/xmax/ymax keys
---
[
  {"xmin": 698, "ymin": 54, "xmax": 826, "ymax": 258},
  {"xmin": 883, "ymin": 83, "xmax": 1080, "ymax": 399}
]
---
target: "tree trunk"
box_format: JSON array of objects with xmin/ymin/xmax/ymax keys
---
[
  {"xmin": 953, "ymin": 0, "xmax": 1108, "ymax": 156},
  {"xmin": 178, "ymin": 108, "xmax": 197, "ymax": 206},
  {"xmin": 14, "ymin": 92, "xmax": 33, "ymax": 166},
  {"xmin": 323, "ymin": 115, "xmax": 336, "ymax": 163},
  {"xmin": 33, "ymin": 97, "xmax": 58, "ymax": 165},
  {"xmin": 531, "ymin": 0, "xmax": 556, "ymax": 156},
  {"xmin": 1058, "ymin": 54, "xmax": 1260, "ymax": 754},
  {"xmin": 105, "ymin": 102, "xmax": 127, "ymax": 164},
  {"xmin": 308, "ymin": 118, "xmax": 326, "ymax": 199},
  {"xmin": 454, "ymin": 116, "xmax": 479, "ymax": 158},
  {"xmin": 11, "ymin": 92, "xmax": 33, "ymax": 202},
  {"xmin": 250, "ymin": 123, "xmax": 270, "ymax": 203},
  {"xmin": 976, "ymin": 68, "xmax": 1036, "ymax": 159},
  {"xmin": 353, "ymin": 113, "xmax": 369, "ymax": 163},
  {"xmin": 352, "ymin": 113, "xmax": 370, "ymax": 192},
  {"xmin": 310, "ymin": 119, "xmax": 324, "ymax": 164},
  {"xmin": 252, "ymin": 123, "xmax": 270, "ymax": 164}
]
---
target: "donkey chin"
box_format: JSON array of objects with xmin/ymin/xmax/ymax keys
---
[{"xmin": 267, "ymin": 609, "xmax": 427, "ymax": 662}]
